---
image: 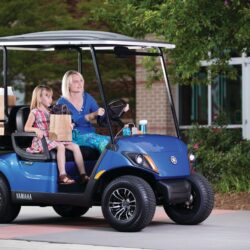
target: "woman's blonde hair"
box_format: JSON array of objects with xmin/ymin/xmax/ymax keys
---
[
  {"xmin": 30, "ymin": 85, "xmax": 53, "ymax": 110},
  {"xmin": 61, "ymin": 70, "xmax": 84, "ymax": 99}
]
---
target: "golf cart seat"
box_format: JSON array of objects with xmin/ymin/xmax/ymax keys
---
[
  {"xmin": 11, "ymin": 106, "xmax": 100, "ymax": 162},
  {"xmin": 0, "ymin": 105, "xmax": 28, "ymax": 151}
]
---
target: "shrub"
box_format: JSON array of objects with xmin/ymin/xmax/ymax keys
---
[{"xmin": 186, "ymin": 119, "xmax": 250, "ymax": 193}]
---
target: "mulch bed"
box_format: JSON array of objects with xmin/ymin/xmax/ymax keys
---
[{"xmin": 214, "ymin": 192, "xmax": 250, "ymax": 210}]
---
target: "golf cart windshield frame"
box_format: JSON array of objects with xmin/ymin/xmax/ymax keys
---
[{"xmin": 0, "ymin": 30, "xmax": 180, "ymax": 143}]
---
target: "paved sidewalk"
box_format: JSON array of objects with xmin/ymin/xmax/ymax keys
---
[
  {"xmin": 0, "ymin": 240, "xmax": 149, "ymax": 250},
  {"xmin": 1, "ymin": 207, "xmax": 250, "ymax": 250}
]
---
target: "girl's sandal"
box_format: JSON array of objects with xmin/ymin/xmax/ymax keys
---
[
  {"xmin": 59, "ymin": 174, "xmax": 76, "ymax": 185},
  {"xmin": 80, "ymin": 173, "xmax": 90, "ymax": 184}
]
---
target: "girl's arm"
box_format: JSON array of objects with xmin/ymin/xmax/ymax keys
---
[
  {"xmin": 24, "ymin": 113, "xmax": 44, "ymax": 139},
  {"xmin": 85, "ymin": 107, "xmax": 105, "ymax": 122}
]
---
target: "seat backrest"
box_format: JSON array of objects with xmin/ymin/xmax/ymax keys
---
[
  {"xmin": 0, "ymin": 106, "xmax": 30, "ymax": 150},
  {"xmin": 16, "ymin": 106, "xmax": 30, "ymax": 132},
  {"xmin": 4, "ymin": 105, "xmax": 25, "ymax": 134}
]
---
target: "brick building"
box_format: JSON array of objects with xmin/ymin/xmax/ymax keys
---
[
  {"xmin": 136, "ymin": 54, "xmax": 250, "ymax": 140},
  {"xmin": 136, "ymin": 56, "xmax": 176, "ymax": 136}
]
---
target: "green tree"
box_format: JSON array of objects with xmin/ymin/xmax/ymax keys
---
[
  {"xmin": 0, "ymin": 0, "xmax": 135, "ymax": 105},
  {"xmin": 93, "ymin": 0, "xmax": 250, "ymax": 84},
  {"xmin": 76, "ymin": 0, "xmax": 136, "ymax": 104},
  {"xmin": 0, "ymin": 0, "xmax": 84, "ymax": 100},
  {"xmin": 0, "ymin": 0, "xmax": 79, "ymax": 36}
]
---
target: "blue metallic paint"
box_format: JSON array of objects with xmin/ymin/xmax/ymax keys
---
[
  {"xmin": 95, "ymin": 135, "xmax": 190, "ymax": 179},
  {"xmin": 0, "ymin": 135, "xmax": 190, "ymax": 193},
  {"xmin": 0, "ymin": 153, "xmax": 58, "ymax": 192}
]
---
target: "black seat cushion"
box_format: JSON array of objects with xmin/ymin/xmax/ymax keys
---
[
  {"xmin": 49, "ymin": 146, "xmax": 100, "ymax": 161},
  {"xmin": 6, "ymin": 105, "xmax": 29, "ymax": 134},
  {"xmin": 16, "ymin": 106, "xmax": 30, "ymax": 132},
  {"xmin": 11, "ymin": 106, "xmax": 34, "ymax": 149},
  {"xmin": 0, "ymin": 136, "xmax": 13, "ymax": 150},
  {"xmin": 0, "ymin": 105, "xmax": 29, "ymax": 150}
]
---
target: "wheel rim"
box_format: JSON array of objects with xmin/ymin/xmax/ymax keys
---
[{"xmin": 108, "ymin": 188, "xmax": 137, "ymax": 221}]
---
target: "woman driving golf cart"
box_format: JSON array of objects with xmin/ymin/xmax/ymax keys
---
[{"xmin": 57, "ymin": 70, "xmax": 129, "ymax": 152}]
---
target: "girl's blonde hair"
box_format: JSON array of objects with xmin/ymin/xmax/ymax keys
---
[
  {"xmin": 30, "ymin": 85, "xmax": 53, "ymax": 110},
  {"xmin": 61, "ymin": 70, "xmax": 84, "ymax": 99}
]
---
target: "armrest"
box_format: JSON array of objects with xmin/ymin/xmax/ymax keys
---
[{"xmin": 11, "ymin": 131, "xmax": 51, "ymax": 161}]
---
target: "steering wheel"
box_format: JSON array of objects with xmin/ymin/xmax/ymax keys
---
[
  {"xmin": 97, "ymin": 99, "xmax": 128, "ymax": 127},
  {"xmin": 108, "ymin": 99, "xmax": 127, "ymax": 120}
]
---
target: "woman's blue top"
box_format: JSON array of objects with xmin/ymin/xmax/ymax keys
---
[{"xmin": 57, "ymin": 92, "xmax": 99, "ymax": 134}]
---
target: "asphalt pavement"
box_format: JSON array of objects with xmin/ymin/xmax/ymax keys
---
[{"xmin": 0, "ymin": 206, "xmax": 250, "ymax": 250}]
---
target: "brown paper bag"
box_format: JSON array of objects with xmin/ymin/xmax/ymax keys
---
[{"xmin": 49, "ymin": 114, "xmax": 72, "ymax": 141}]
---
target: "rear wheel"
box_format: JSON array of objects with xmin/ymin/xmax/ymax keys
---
[
  {"xmin": 164, "ymin": 173, "xmax": 214, "ymax": 225},
  {"xmin": 102, "ymin": 175, "xmax": 156, "ymax": 232},
  {"xmin": 0, "ymin": 177, "xmax": 21, "ymax": 223},
  {"xmin": 53, "ymin": 205, "xmax": 89, "ymax": 218}
]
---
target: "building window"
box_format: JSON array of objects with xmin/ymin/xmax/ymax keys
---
[
  {"xmin": 179, "ymin": 67, "xmax": 208, "ymax": 125},
  {"xmin": 179, "ymin": 65, "xmax": 242, "ymax": 127},
  {"xmin": 211, "ymin": 65, "xmax": 242, "ymax": 124}
]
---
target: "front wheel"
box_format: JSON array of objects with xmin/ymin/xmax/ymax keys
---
[
  {"xmin": 0, "ymin": 177, "xmax": 21, "ymax": 223},
  {"xmin": 53, "ymin": 205, "xmax": 89, "ymax": 218},
  {"xmin": 164, "ymin": 173, "xmax": 214, "ymax": 225},
  {"xmin": 102, "ymin": 175, "xmax": 156, "ymax": 232}
]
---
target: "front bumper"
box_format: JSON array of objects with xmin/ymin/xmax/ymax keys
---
[{"xmin": 157, "ymin": 179, "xmax": 191, "ymax": 204}]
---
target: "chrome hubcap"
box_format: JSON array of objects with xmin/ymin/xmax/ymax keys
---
[
  {"xmin": 109, "ymin": 188, "xmax": 136, "ymax": 221},
  {"xmin": 185, "ymin": 194, "xmax": 194, "ymax": 209}
]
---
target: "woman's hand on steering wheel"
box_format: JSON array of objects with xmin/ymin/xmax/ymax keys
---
[
  {"xmin": 124, "ymin": 104, "xmax": 129, "ymax": 113},
  {"xmin": 97, "ymin": 107, "xmax": 105, "ymax": 116}
]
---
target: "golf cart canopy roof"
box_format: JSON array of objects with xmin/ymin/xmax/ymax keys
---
[
  {"xmin": 0, "ymin": 30, "xmax": 179, "ymax": 138},
  {"xmin": 0, "ymin": 30, "xmax": 175, "ymax": 51}
]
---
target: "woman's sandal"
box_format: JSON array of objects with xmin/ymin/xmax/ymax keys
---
[
  {"xmin": 80, "ymin": 173, "xmax": 90, "ymax": 184},
  {"xmin": 59, "ymin": 174, "xmax": 76, "ymax": 185}
]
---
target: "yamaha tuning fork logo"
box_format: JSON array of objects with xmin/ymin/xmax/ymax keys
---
[{"xmin": 170, "ymin": 156, "xmax": 178, "ymax": 165}]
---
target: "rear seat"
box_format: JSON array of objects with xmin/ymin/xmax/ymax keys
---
[
  {"xmin": 0, "ymin": 105, "xmax": 27, "ymax": 150},
  {"xmin": 11, "ymin": 106, "xmax": 100, "ymax": 162}
]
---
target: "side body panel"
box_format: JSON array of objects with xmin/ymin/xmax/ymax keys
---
[{"xmin": 0, "ymin": 153, "xmax": 58, "ymax": 192}]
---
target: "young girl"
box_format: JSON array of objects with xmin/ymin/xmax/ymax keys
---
[{"xmin": 24, "ymin": 85, "xmax": 89, "ymax": 185}]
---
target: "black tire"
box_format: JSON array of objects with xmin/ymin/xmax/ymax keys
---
[
  {"xmin": 101, "ymin": 175, "xmax": 156, "ymax": 232},
  {"xmin": 0, "ymin": 177, "xmax": 21, "ymax": 223},
  {"xmin": 164, "ymin": 173, "xmax": 214, "ymax": 225},
  {"xmin": 53, "ymin": 205, "xmax": 89, "ymax": 218}
]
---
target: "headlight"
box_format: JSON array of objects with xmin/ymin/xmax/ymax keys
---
[
  {"xmin": 124, "ymin": 152, "xmax": 159, "ymax": 174},
  {"xmin": 135, "ymin": 154, "xmax": 144, "ymax": 164},
  {"xmin": 189, "ymin": 153, "xmax": 196, "ymax": 162}
]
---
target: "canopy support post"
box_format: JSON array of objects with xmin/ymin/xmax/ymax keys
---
[
  {"xmin": 90, "ymin": 45, "xmax": 115, "ymax": 147},
  {"xmin": 158, "ymin": 48, "xmax": 180, "ymax": 138}
]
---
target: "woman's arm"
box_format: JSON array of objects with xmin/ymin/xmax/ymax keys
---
[
  {"xmin": 24, "ymin": 113, "xmax": 44, "ymax": 139},
  {"xmin": 85, "ymin": 107, "xmax": 105, "ymax": 121}
]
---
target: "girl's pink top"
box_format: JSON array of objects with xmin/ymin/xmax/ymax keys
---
[{"xmin": 26, "ymin": 108, "xmax": 61, "ymax": 153}]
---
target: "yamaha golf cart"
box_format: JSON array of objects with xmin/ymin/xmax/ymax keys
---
[{"xmin": 0, "ymin": 31, "xmax": 214, "ymax": 232}]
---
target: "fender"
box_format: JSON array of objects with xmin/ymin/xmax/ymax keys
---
[
  {"xmin": 0, "ymin": 154, "xmax": 18, "ymax": 188},
  {"xmin": 0, "ymin": 152, "xmax": 58, "ymax": 192}
]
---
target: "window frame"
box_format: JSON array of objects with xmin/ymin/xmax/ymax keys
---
[{"xmin": 178, "ymin": 54, "xmax": 250, "ymax": 133}]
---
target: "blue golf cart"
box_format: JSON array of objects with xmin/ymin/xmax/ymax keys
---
[{"xmin": 0, "ymin": 31, "xmax": 214, "ymax": 232}]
